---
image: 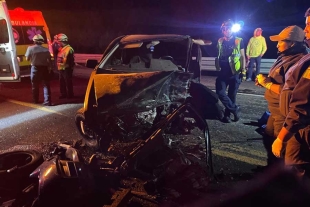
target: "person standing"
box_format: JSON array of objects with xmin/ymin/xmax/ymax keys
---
[
  {"xmin": 25, "ymin": 34, "xmax": 52, "ymax": 106},
  {"xmin": 55, "ymin": 33, "xmax": 75, "ymax": 99},
  {"xmin": 246, "ymin": 28, "xmax": 267, "ymax": 81},
  {"xmin": 272, "ymin": 9, "xmax": 310, "ymax": 178},
  {"xmin": 215, "ymin": 19, "xmax": 246, "ymax": 123},
  {"xmin": 255, "ymin": 25, "xmax": 308, "ymax": 170}
]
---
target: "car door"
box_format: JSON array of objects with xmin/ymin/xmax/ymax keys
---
[{"xmin": 0, "ymin": 0, "xmax": 20, "ymax": 82}]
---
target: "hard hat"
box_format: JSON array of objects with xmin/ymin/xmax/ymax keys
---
[
  {"xmin": 221, "ymin": 19, "xmax": 234, "ymax": 30},
  {"xmin": 32, "ymin": 34, "xmax": 44, "ymax": 42},
  {"xmin": 56, "ymin": 33, "xmax": 68, "ymax": 42}
]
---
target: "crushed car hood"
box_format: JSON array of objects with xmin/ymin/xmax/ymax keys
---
[{"xmin": 94, "ymin": 70, "xmax": 192, "ymax": 115}]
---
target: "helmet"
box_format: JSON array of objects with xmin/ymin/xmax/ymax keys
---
[
  {"xmin": 56, "ymin": 33, "xmax": 68, "ymax": 42},
  {"xmin": 32, "ymin": 34, "xmax": 44, "ymax": 42},
  {"xmin": 221, "ymin": 19, "xmax": 234, "ymax": 30}
]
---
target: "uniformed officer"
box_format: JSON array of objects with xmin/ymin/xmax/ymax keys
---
[
  {"xmin": 25, "ymin": 34, "xmax": 52, "ymax": 106},
  {"xmin": 255, "ymin": 25, "xmax": 308, "ymax": 168},
  {"xmin": 272, "ymin": 9, "xmax": 310, "ymax": 177}
]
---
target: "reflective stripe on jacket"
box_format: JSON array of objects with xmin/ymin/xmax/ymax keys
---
[
  {"xmin": 57, "ymin": 45, "xmax": 74, "ymax": 70},
  {"xmin": 216, "ymin": 37, "xmax": 242, "ymax": 74}
]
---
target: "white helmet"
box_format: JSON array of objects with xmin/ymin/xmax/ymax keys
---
[
  {"xmin": 56, "ymin": 33, "xmax": 68, "ymax": 42},
  {"xmin": 32, "ymin": 34, "xmax": 44, "ymax": 42}
]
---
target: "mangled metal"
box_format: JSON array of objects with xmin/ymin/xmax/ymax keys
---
[
  {"xmin": 76, "ymin": 34, "xmax": 222, "ymax": 150},
  {"xmin": 0, "ymin": 34, "xmax": 220, "ymax": 206}
]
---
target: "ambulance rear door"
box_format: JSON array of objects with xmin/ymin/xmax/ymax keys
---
[{"xmin": 0, "ymin": 0, "xmax": 20, "ymax": 82}]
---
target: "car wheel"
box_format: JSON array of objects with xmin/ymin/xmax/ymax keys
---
[
  {"xmin": 75, "ymin": 108, "xmax": 99, "ymax": 149},
  {"xmin": 0, "ymin": 150, "xmax": 44, "ymax": 191}
]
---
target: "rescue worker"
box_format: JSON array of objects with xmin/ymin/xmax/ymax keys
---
[
  {"xmin": 246, "ymin": 28, "xmax": 267, "ymax": 81},
  {"xmin": 272, "ymin": 9, "xmax": 310, "ymax": 178},
  {"xmin": 255, "ymin": 25, "xmax": 308, "ymax": 169},
  {"xmin": 215, "ymin": 19, "xmax": 246, "ymax": 123},
  {"xmin": 25, "ymin": 34, "xmax": 52, "ymax": 106},
  {"xmin": 55, "ymin": 33, "xmax": 75, "ymax": 99}
]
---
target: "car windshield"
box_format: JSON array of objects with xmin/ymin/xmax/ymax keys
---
[{"xmin": 98, "ymin": 38, "xmax": 189, "ymax": 72}]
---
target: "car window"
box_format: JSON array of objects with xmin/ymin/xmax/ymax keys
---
[
  {"xmin": 0, "ymin": 19, "xmax": 9, "ymax": 44},
  {"xmin": 99, "ymin": 39, "xmax": 189, "ymax": 71}
]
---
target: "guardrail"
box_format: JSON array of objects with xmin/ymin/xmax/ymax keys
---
[
  {"xmin": 74, "ymin": 54, "xmax": 276, "ymax": 75},
  {"xmin": 74, "ymin": 53, "xmax": 102, "ymax": 64},
  {"xmin": 200, "ymin": 57, "xmax": 276, "ymax": 75}
]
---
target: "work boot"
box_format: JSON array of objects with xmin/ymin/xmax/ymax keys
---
[
  {"xmin": 232, "ymin": 106, "xmax": 241, "ymax": 122},
  {"xmin": 221, "ymin": 108, "xmax": 231, "ymax": 123},
  {"xmin": 246, "ymin": 78, "xmax": 252, "ymax": 82},
  {"xmin": 43, "ymin": 102, "xmax": 52, "ymax": 106},
  {"xmin": 222, "ymin": 116, "xmax": 232, "ymax": 123}
]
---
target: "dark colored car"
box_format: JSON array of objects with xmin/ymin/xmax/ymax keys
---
[{"xmin": 75, "ymin": 34, "xmax": 222, "ymax": 150}]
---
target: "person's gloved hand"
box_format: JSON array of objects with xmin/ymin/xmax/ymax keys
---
[
  {"xmin": 256, "ymin": 74, "xmax": 273, "ymax": 89},
  {"xmin": 272, "ymin": 138, "xmax": 287, "ymax": 158}
]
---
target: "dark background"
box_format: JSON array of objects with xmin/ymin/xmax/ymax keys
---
[{"xmin": 6, "ymin": 0, "xmax": 310, "ymax": 58}]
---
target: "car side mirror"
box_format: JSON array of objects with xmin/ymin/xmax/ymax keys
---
[{"xmin": 85, "ymin": 59, "xmax": 98, "ymax": 68}]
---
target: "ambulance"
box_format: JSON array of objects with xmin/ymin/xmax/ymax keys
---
[{"xmin": 0, "ymin": 0, "xmax": 52, "ymax": 82}]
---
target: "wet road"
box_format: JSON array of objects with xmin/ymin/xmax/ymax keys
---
[{"xmin": 0, "ymin": 68, "xmax": 268, "ymax": 175}]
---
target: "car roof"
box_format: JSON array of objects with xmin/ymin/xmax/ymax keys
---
[{"xmin": 120, "ymin": 34, "xmax": 190, "ymax": 44}]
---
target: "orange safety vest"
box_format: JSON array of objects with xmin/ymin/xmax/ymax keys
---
[{"xmin": 56, "ymin": 45, "xmax": 74, "ymax": 70}]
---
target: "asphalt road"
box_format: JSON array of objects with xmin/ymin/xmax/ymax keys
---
[{"xmin": 0, "ymin": 67, "xmax": 268, "ymax": 179}]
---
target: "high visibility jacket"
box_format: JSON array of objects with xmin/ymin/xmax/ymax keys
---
[
  {"xmin": 216, "ymin": 37, "xmax": 242, "ymax": 74},
  {"xmin": 246, "ymin": 36, "xmax": 267, "ymax": 58},
  {"xmin": 56, "ymin": 44, "xmax": 74, "ymax": 70}
]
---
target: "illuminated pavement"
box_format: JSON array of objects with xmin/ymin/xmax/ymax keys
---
[{"xmin": 0, "ymin": 68, "xmax": 268, "ymax": 176}]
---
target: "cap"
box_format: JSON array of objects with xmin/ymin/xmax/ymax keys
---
[
  {"xmin": 269, "ymin": 25, "xmax": 305, "ymax": 42},
  {"xmin": 256, "ymin": 28, "xmax": 262, "ymax": 31}
]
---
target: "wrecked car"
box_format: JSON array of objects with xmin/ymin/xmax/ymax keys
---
[{"xmin": 75, "ymin": 34, "xmax": 223, "ymax": 150}]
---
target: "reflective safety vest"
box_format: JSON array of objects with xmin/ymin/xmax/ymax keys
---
[
  {"xmin": 56, "ymin": 44, "xmax": 74, "ymax": 70},
  {"xmin": 216, "ymin": 37, "xmax": 242, "ymax": 74}
]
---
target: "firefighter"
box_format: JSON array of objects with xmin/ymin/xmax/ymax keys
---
[
  {"xmin": 215, "ymin": 19, "xmax": 246, "ymax": 123},
  {"xmin": 272, "ymin": 9, "xmax": 310, "ymax": 178},
  {"xmin": 55, "ymin": 33, "xmax": 75, "ymax": 99},
  {"xmin": 25, "ymin": 34, "xmax": 52, "ymax": 106}
]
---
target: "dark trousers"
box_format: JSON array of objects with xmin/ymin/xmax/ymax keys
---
[
  {"xmin": 30, "ymin": 65, "xmax": 51, "ymax": 103},
  {"xmin": 247, "ymin": 56, "xmax": 262, "ymax": 80},
  {"xmin": 59, "ymin": 68, "xmax": 74, "ymax": 97},
  {"xmin": 264, "ymin": 105, "xmax": 285, "ymax": 165},
  {"xmin": 215, "ymin": 74, "xmax": 241, "ymax": 114}
]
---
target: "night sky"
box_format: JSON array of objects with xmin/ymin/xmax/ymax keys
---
[{"xmin": 5, "ymin": 0, "xmax": 310, "ymax": 58}]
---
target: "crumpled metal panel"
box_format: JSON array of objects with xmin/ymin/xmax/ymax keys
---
[{"xmin": 93, "ymin": 71, "xmax": 192, "ymax": 115}]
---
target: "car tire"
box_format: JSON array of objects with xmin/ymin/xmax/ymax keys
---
[
  {"xmin": 75, "ymin": 108, "xmax": 99, "ymax": 149},
  {"xmin": 0, "ymin": 150, "xmax": 44, "ymax": 191}
]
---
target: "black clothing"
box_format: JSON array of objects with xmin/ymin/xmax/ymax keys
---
[
  {"xmin": 263, "ymin": 43, "xmax": 307, "ymax": 167},
  {"xmin": 31, "ymin": 66, "xmax": 51, "ymax": 104},
  {"xmin": 218, "ymin": 37, "xmax": 244, "ymax": 78},
  {"xmin": 216, "ymin": 36, "xmax": 244, "ymax": 121},
  {"xmin": 59, "ymin": 69, "xmax": 74, "ymax": 98},
  {"xmin": 265, "ymin": 44, "xmax": 307, "ymax": 108}
]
